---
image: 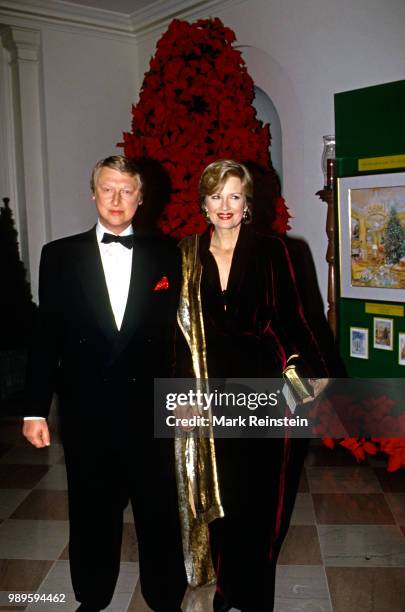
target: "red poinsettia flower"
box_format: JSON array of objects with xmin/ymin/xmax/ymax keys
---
[
  {"xmin": 322, "ymin": 437, "xmax": 335, "ymax": 449},
  {"xmin": 272, "ymin": 197, "xmax": 291, "ymax": 234},
  {"xmin": 376, "ymin": 438, "xmax": 405, "ymax": 472},
  {"xmin": 339, "ymin": 438, "xmax": 378, "ymax": 462}
]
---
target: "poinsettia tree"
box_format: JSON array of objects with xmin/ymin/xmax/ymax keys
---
[{"xmin": 119, "ymin": 17, "xmax": 290, "ymax": 238}]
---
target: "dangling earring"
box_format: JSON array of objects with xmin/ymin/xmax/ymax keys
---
[
  {"xmin": 242, "ymin": 206, "xmax": 252, "ymax": 224},
  {"xmin": 202, "ymin": 206, "xmax": 211, "ymax": 224}
]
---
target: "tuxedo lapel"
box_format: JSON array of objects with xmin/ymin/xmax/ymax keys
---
[
  {"xmin": 73, "ymin": 229, "xmax": 159, "ymax": 361},
  {"xmin": 73, "ymin": 228, "xmax": 118, "ymax": 344}
]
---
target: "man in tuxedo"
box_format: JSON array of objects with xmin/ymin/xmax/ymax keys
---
[{"xmin": 23, "ymin": 156, "xmax": 187, "ymax": 611}]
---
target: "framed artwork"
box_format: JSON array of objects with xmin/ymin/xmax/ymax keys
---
[
  {"xmin": 338, "ymin": 172, "xmax": 405, "ymax": 302},
  {"xmin": 350, "ymin": 326, "xmax": 369, "ymax": 359},
  {"xmin": 373, "ymin": 317, "xmax": 393, "ymax": 351},
  {"xmin": 399, "ymin": 333, "xmax": 405, "ymax": 365}
]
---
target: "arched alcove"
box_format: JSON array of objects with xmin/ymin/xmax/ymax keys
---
[
  {"xmin": 237, "ymin": 45, "xmax": 304, "ymax": 222},
  {"xmin": 252, "ymin": 84, "xmax": 283, "ymax": 188}
]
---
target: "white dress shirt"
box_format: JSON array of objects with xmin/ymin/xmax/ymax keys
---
[
  {"xmin": 25, "ymin": 220, "xmax": 133, "ymax": 421},
  {"xmin": 96, "ymin": 220, "xmax": 133, "ymax": 331}
]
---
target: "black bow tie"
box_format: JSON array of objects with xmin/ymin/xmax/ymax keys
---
[{"xmin": 101, "ymin": 233, "xmax": 134, "ymax": 249}]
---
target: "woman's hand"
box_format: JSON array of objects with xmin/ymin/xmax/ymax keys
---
[
  {"xmin": 174, "ymin": 403, "xmax": 201, "ymax": 432},
  {"xmin": 302, "ymin": 378, "xmax": 329, "ymax": 403}
]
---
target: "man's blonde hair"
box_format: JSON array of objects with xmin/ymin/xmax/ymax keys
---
[{"xmin": 90, "ymin": 155, "xmax": 143, "ymax": 193}]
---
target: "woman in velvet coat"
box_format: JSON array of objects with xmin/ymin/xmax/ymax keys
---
[{"xmin": 177, "ymin": 160, "xmax": 329, "ymax": 612}]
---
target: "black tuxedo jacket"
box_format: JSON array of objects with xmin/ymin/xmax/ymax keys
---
[{"xmin": 25, "ymin": 227, "xmax": 181, "ymax": 424}]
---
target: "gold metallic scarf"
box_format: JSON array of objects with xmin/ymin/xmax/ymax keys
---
[{"xmin": 176, "ymin": 234, "xmax": 224, "ymax": 587}]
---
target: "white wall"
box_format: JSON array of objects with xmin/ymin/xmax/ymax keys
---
[
  {"xmin": 41, "ymin": 28, "xmax": 138, "ymax": 238},
  {"xmin": 136, "ymin": 0, "xmax": 405, "ymax": 306}
]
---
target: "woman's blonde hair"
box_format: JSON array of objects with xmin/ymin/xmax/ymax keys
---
[{"xmin": 198, "ymin": 159, "xmax": 253, "ymax": 217}]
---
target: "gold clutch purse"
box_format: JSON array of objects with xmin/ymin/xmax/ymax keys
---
[{"xmin": 282, "ymin": 354, "xmax": 313, "ymax": 413}]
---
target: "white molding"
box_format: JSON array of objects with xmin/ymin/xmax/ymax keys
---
[
  {"xmin": 129, "ymin": 0, "xmax": 242, "ymax": 37},
  {"xmin": 0, "ymin": 0, "xmax": 243, "ymax": 39},
  {"xmin": 131, "ymin": 0, "xmax": 246, "ymax": 41},
  {"xmin": 0, "ymin": 0, "xmax": 133, "ymax": 36},
  {"xmin": 1, "ymin": 25, "xmax": 41, "ymax": 61}
]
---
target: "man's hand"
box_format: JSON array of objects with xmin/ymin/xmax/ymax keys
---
[{"xmin": 22, "ymin": 419, "xmax": 51, "ymax": 448}]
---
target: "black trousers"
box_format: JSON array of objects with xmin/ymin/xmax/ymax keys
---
[
  {"xmin": 60, "ymin": 401, "xmax": 187, "ymax": 612},
  {"xmin": 209, "ymin": 437, "xmax": 308, "ymax": 612}
]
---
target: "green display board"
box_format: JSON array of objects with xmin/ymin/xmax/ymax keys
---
[{"xmin": 334, "ymin": 80, "xmax": 405, "ymax": 376}]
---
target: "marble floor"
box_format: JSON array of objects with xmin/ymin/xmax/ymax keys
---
[{"xmin": 0, "ymin": 416, "xmax": 404, "ymax": 612}]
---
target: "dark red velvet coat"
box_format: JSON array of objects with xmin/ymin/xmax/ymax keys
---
[{"xmin": 181, "ymin": 225, "xmax": 331, "ymax": 610}]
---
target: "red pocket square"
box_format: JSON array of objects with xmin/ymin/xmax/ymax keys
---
[{"xmin": 154, "ymin": 276, "xmax": 169, "ymax": 291}]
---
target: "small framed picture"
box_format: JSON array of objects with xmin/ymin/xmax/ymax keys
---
[
  {"xmin": 399, "ymin": 333, "xmax": 405, "ymax": 365},
  {"xmin": 373, "ymin": 317, "xmax": 393, "ymax": 350},
  {"xmin": 350, "ymin": 327, "xmax": 369, "ymax": 359}
]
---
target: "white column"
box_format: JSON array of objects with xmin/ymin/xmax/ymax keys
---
[{"xmin": 0, "ymin": 25, "xmax": 50, "ymax": 302}]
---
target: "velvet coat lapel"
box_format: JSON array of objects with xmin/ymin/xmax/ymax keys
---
[{"xmin": 199, "ymin": 224, "xmax": 255, "ymax": 323}]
